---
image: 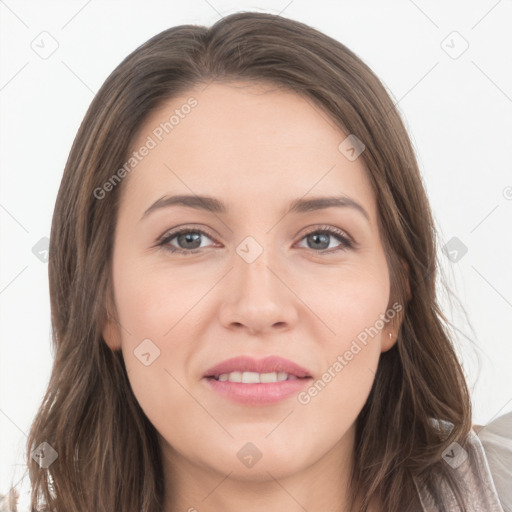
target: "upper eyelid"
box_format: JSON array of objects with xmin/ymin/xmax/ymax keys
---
[{"xmin": 159, "ymin": 225, "xmax": 216, "ymax": 242}]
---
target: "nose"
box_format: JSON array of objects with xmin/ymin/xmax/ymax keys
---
[{"xmin": 218, "ymin": 245, "xmax": 299, "ymax": 336}]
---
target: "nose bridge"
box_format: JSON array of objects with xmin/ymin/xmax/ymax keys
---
[
  {"xmin": 220, "ymin": 231, "xmax": 297, "ymax": 332},
  {"xmin": 235, "ymin": 233, "xmax": 282, "ymax": 299}
]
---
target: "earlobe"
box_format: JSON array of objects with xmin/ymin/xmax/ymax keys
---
[
  {"xmin": 382, "ymin": 330, "xmax": 398, "ymax": 352},
  {"xmin": 102, "ymin": 288, "xmax": 122, "ymax": 350}
]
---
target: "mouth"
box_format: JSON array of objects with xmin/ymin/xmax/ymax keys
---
[
  {"xmin": 203, "ymin": 355, "xmax": 312, "ymax": 381},
  {"xmin": 202, "ymin": 355, "xmax": 313, "ymax": 405},
  {"xmin": 206, "ymin": 371, "xmax": 308, "ymax": 383}
]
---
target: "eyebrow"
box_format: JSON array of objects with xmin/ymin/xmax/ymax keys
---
[{"xmin": 140, "ymin": 194, "xmax": 370, "ymax": 222}]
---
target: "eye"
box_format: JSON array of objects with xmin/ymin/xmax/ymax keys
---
[
  {"xmin": 157, "ymin": 226, "xmax": 217, "ymax": 255},
  {"xmin": 296, "ymin": 225, "xmax": 353, "ymax": 253}
]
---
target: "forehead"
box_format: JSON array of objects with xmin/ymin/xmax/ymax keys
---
[{"xmin": 121, "ymin": 81, "xmax": 376, "ymax": 223}]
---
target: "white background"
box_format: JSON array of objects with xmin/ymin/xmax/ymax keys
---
[{"xmin": 1, "ymin": 0, "xmax": 511, "ymax": 496}]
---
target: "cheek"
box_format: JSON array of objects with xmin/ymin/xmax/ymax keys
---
[
  {"xmin": 112, "ymin": 256, "xmax": 209, "ymax": 428},
  {"xmin": 298, "ymin": 262, "xmax": 389, "ymax": 409},
  {"xmin": 112, "ymin": 254, "xmax": 200, "ymax": 342},
  {"xmin": 308, "ymin": 258, "xmax": 391, "ymax": 343}
]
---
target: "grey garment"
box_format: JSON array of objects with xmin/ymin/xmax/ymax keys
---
[
  {"xmin": 415, "ymin": 412, "xmax": 512, "ymax": 512},
  {"xmin": 477, "ymin": 412, "xmax": 512, "ymax": 512}
]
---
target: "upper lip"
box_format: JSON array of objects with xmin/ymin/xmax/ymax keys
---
[{"xmin": 203, "ymin": 356, "xmax": 312, "ymax": 379}]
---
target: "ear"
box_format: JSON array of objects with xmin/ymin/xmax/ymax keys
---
[
  {"xmin": 102, "ymin": 312, "xmax": 122, "ymax": 351},
  {"xmin": 102, "ymin": 289, "xmax": 122, "ymax": 351},
  {"xmin": 382, "ymin": 259, "xmax": 411, "ymax": 352},
  {"xmin": 382, "ymin": 309, "xmax": 405, "ymax": 352},
  {"xmin": 381, "ymin": 328, "xmax": 399, "ymax": 352}
]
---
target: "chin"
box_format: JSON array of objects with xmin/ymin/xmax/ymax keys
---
[
  {"xmin": 212, "ymin": 454, "xmax": 307, "ymax": 482},
  {"xmin": 210, "ymin": 435, "xmax": 312, "ymax": 479}
]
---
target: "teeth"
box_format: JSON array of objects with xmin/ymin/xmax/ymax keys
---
[
  {"xmin": 261, "ymin": 372, "xmax": 278, "ymax": 383},
  {"xmin": 228, "ymin": 371, "xmax": 242, "ymax": 383},
  {"xmin": 242, "ymin": 371, "xmax": 260, "ymax": 383},
  {"xmin": 215, "ymin": 371, "xmax": 298, "ymax": 383}
]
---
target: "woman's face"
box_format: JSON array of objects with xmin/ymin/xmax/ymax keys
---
[{"xmin": 103, "ymin": 81, "xmax": 399, "ymax": 485}]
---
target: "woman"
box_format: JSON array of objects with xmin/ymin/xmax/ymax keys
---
[{"xmin": 9, "ymin": 11, "xmax": 511, "ymax": 512}]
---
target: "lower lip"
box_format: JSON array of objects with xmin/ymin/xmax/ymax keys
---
[{"xmin": 203, "ymin": 377, "xmax": 312, "ymax": 405}]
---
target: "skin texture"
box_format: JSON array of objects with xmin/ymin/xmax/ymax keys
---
[{"xmin": 103, "ymin": 81, "xmax": 404, "ymax": 512}]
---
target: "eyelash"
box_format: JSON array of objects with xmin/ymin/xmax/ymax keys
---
[{"xmin": 156, "ymin": 224, "xmax": 354, "ymax": 256}]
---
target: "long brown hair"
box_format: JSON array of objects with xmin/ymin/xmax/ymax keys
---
[{"xmin": 18, "ymin": 11, "xmax": 473, "ymax": 511}]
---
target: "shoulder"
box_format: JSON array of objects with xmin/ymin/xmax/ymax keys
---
[
  {"xmin": 474, "ymin": 411, "xmax": 512, "ymax": 512},
  {"xmin": 414, "ymin": 416, "xmax": 509, "ymax": 511}
]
